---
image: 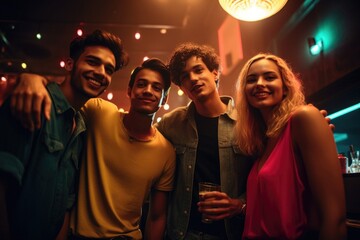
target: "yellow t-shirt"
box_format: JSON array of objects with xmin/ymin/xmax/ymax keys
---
[{"xmin": 70, "ymin": 98, "xmax": 176, "ymax": 239}]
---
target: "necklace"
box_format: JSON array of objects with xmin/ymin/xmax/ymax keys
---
[
  {"xmin": 122, "ymin": 113, "xmax": 156, "ymax": 142},
  {"xmin": 125, "ymin": 126, "xmax": 157, "ymax": 143}
]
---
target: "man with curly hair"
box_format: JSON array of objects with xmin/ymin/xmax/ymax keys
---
[{"xmin": 156, "ymin": 43, "xmax": 252, "ymax": 240}]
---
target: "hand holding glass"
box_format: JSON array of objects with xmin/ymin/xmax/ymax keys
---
[{"xmin": 198, "ymin": 182, "xmax": 221, "ymax": 223}]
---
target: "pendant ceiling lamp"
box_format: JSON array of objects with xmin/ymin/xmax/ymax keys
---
[{"xmin": 218, "ymin": 0, "xmax": 288, "ymax": 22}]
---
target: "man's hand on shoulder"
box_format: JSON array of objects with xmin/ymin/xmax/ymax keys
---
[
  {"xmin": 308, "ymin": 104, "xmax": 335, "ymax": 131},
  {"xmin": 319, "ymin": 109, "xmax": 335, "ymax": 131},
  {"xmin": 10, "ymin": 73, "xmax": 51, "ymax": 131}
]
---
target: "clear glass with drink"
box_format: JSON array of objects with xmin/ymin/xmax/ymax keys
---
[
  {"xmin": 198, "ymin": 182, "xmax": 221, "ymax": 223},
  {"xmin": 349, "ymin": 150, "xmax": 359, "ymax": 173},
  {"xmin": 349, "ymin": 145, "xmax": 359, "ymax": 173}
]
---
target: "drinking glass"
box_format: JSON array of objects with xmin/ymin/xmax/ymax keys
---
[
  {"xmin": 350, "ymin": 150, "xmax": 359, "ymax": 173},
  {"xmin": 198, "ymin": 182, "xmax": 221, "ymax": 223}
]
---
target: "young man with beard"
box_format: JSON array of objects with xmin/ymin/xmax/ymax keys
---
[
  {"xmin": 9, "ymin": 58, "xmax": 175, "ymax": 240},
  {"xmin": 0, "ymin": 29, "xmax": 128, "ymax": 240}
]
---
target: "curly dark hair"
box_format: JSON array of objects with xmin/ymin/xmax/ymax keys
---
[
  {"xmin": 69, "ymin": 29, "xmax": 129, "ymax": 71},
  {"xmin": 168, "ymin": 42, "xmax": 221, "ymax": 86}
]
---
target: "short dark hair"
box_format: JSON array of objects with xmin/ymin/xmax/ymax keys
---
[
  {"xmin": 69, "ymin": 29, "xmax": 129, "ymax": 71},
  {"xmin": 129, "ymin": 58, "xmax": 171, "ymax": 96},
  {"xmin": 168, "ymin": 42, "xmax": 221, "ymax": 86}
]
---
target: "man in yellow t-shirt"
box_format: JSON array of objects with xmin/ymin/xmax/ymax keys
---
[{"xmin": 70, "ymin": 58, "xmax": 175, "ymax": 240}]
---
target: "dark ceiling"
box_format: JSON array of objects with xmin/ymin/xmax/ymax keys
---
[
  {"xmin": 0, "ymin": 0, "xmax": 228, "ymax": 87},
  {"xmin": 0, "ymin": 0, "xmax": 304, "ymax": 111}
]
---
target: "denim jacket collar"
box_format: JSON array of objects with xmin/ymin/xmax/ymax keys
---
[
  {"xmin": 185, "ymin": 95, "xmax": 237, "ymax": 122},
  {"xmin": 47, "ymin": 82, "xmax": 75, "ymax": 116}
]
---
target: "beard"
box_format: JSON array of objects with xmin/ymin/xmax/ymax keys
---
[
  {"xmin": 130, "ymin": 100, "xmax": 160, "ymax": 116},
  {"xmin": 70, "ymin": 67, "xmax": 105, "ymax": 99}
]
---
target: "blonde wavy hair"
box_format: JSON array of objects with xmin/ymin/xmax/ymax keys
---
[{"xmin": 235, "ymin": 53, "xmax": 306, "ymax": 157}]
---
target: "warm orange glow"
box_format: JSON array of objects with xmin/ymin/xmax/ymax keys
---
[
  {"xmin": 77, "ymin": 28, "xmax": 83, "ymax": 36},
  {"xmin": 219, "ymin": 0, "xmax": 288, "ymax": 22},
  {"xmin": 135, "ymin": 32, "xmax": 141, "ymax": 40},
  {"xmin": 177, "ymin": 89, "xmax": 184, "ymax": 96},
  {"xmin": 218, "ymin": 16, "xmax": 243, "ymax": 75},
  {"xmin": 107, "ymin": 92, "xmax": 114, "ymax": 100}
]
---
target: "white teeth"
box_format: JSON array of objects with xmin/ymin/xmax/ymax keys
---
[
  {"xmin": 89, "ymin": 79, "xmax": 101, "ymax": 86},
  {"xmin": 255, "ymin": 92, "xmax": 268, "ymax": 97}
]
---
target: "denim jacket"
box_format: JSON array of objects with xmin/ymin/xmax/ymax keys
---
[
  {"xmin": 156, "ymin": 96, "xmax": 253, "ymax": 240},
  {"xmin": 0, "ymin": 82, "xmax": 85, "ymax": 239}
]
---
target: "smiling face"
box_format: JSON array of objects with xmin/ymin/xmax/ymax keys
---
[
  {"xmin": 245, "ymin": 58, "xmax": 287, "ymax": 116},
  {"xmin": 127, "ymin": 68, "xmax": 166, "ymax": 115},
  {"xmin": 68, "ymin": 45, "xmax": 116, "ymax": 98},
  {"xmin": 179, "ymin": 56, "xmax": 218, "ymax": 103}
]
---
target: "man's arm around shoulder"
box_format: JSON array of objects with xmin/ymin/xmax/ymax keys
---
[{"xmin": 11, "ymin": 73, "xmax": 52, "ymax": 130}]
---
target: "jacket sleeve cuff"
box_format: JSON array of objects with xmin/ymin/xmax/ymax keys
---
[{"xmin": 0, "ymin": 152, "xmax": 25, "ymax": 185}]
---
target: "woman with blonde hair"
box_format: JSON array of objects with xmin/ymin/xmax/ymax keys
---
[{"xmin": 235, "ymin": 53, "xmax": 346, "ymax": 239}]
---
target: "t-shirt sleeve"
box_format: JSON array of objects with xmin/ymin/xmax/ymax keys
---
[
  {"xmin": 154, "ymin": 145, "xmax": 176, "ymax": 192},
  {"xmin": 81, "ymin": 98, "xmax": 118, "ymax": 126}
]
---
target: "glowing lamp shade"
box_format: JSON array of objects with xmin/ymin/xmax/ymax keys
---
[{"xmin": 218, "ymin": 0, "xmax": 288, "ymax": 22}]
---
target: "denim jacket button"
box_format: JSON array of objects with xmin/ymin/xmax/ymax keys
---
[
  {"xmin": 184, "ymin": 210, "xmax": 188, "ymax": 214},
  {"xmin": 186, "ymin": 187, "xmax": 190, "ymax": 191}
]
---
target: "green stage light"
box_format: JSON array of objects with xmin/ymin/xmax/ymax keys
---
[
  {"xmin": 328, "ymin": 103, "xmax": 360, "ymax": 120},
  {"xmin": 308, "ymin": 37, "xmax": 323, "ymax": 55}
]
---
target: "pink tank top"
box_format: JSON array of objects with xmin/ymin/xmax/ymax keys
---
[{"xmin": 243, "ymin": 120, "xmax": 309, "ymax": 239}]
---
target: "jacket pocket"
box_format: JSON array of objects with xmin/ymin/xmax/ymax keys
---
[
  {"xmin": 43, "ymin": 134, "xmax": 64, "ymax": 153},
  {"xmin": 174, "ymin": 145, "xmax": 186, "ymax": 156}
]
